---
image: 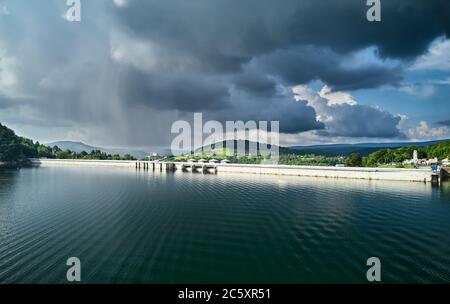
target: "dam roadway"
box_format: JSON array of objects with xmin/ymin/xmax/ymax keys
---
[{"xmin": 30, "ymin": 159, "xmax": 434, "ymax": 183}]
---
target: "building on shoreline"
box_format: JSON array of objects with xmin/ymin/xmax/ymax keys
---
[{"xmin": 402, "ymin": 149, "xmax": 445, "ymax": 167}]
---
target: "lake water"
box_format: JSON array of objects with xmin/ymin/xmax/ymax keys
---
[{"xmin": 0, "ymin": 166, "xmax": 449, "ymax": 283}]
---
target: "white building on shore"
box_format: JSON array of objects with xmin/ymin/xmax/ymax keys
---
[{"xmin": 402, "ymin": 150, "xmax": 446, "ymax": 167}]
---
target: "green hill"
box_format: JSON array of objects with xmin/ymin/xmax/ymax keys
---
[
  {"xmin": 0, "ymin": 123, "xmax": 38, "ymax": 164},
  {"xmin": 197, "ymin": 139, "xmax": 300, "ymax": 156},
  {"xmin": 47, "ymin": 141, "xmax": 150, "ymax": 159},
  {"xmin": 1, "ymin": 123, "xmax": 136, "ymax": 166}
]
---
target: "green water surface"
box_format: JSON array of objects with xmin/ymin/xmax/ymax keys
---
[{"xmin": 0, "ymin": 167, "xmax": 449, "ymax": 283}]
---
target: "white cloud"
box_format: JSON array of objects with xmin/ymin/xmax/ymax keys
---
[
  {"xmin": 113, "ymin": 0, "xmax": 128, "ymax": 7},
  {"xmin": 0, "ymin": 2, "xmax": 9, "ymax": 15},
  {"xmin": 110, "ymin": 31, "xmax": 161, "ymax": 72},
  {"xmin": 407, "ymin": 121, "xmax": 450, "ymax": 140},
  {"xmin": 292, "ymin": 85, "xmax": 319, "ymax": 103},
  {"xmin": 293, "ymin": 85, "xmax": 334, "ymax": 123},
  {"xmin": 397, "ymin": 114, "xmax": 409, "ymax": 129},
  {"xmin": 381, "ymin": 82, "xmax": 436, "ymax": 98},
  {"xmin": 39, "ymin": 75, "xmax": 74, "ymax": 91},
  {"xmin": 398, "ymin": 114, "xmax": 409, "ymax": 121},
  {"xmin": 292, "ymin": 85, "xmax": 353, "ymax": 123},
  {"xmin": 412, "ymin": 37, "xmax": 450, "ymax": 71},
  {"xmin": 430, "ymin": 77, "xmax": 450, "ymax": 85},
  {"xmin": 318, "ymin": 85, "xmax": 357, "ymax": 105},
  {"xmin": 398, "ymin": 84, "xmax": 435, "ymax": 98},
  {"xmin": 0, "ymin": 51, "xmax": 19, "ymax": 96},
  {"xmin": 292, "ymin": 85, "xmax": 402, "ymax": 138},
  {"xmin": 342, "ymin": 46, "xmax": 401, "ymax": 69},
  {"xmin": 110, "ymin": 31, "xmax": 195, "ymax": 73}
]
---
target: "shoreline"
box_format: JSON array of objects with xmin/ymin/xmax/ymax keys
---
[
  {"xmin": 0, "ymin": 159, "xmax": 32, "ymax": 169},
  {"xmin": 29, "ymin": 158, "xmax": 433, "ymax": 183}
]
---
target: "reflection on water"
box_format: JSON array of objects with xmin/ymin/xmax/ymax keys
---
[{"xmin": 0, "ymin": 167, "xmax": 449, "ymax": 283}]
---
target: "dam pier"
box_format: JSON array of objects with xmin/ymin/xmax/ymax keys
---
[{"xmin": 135, "ymin": 161, "xmax": 217, "ymax": 174}]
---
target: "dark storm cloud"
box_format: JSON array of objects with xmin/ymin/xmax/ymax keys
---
[
  {"xmin": 0, "ymin": 95, "xmax": 14, "ymax": 109},
  {"xmin": 438, "ymin": 120, "xmax": 450, "ymax": 127},
  {"xmin": 105, "ymin": 0, "xmax": 450, "ymax": 139},
  {"xmin": 2, "ymin": 0, "xmax": 449, "ymax": 145},
  {"xmin": 118, "ymin": 69, "xmax": 230, "ymax": 111},
  {"xmin": 254, "ymin": 46, "xmax": 403, "ymax": 90},
  {"xmin": 232, "ymin": 71, "xmax": 277, "ymax": 96},
  {"xmin": 316, "ymin": 104, "xmax": 402, "ymax": 138},
  {"xmin": 113, "ymin": 0, "xmax": 450, "ymax": 63},
  {"xmin": 285, "ymin": 0, "xmax": 450, "ymax": 59},
  {"xmin": 209, "ymin": 97, "xmax": 325, "ymax": 134},
  {"xmin": 107, "ymin": 0, "xmax": 449, "ymax": 114}
]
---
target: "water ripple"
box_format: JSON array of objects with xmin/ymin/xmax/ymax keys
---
[{"xmin": 0, "ymin": 167, "xmax": 449, "ymax": 283}]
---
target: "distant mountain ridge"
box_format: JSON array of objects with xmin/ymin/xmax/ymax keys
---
[
  {"xmin": 198, "ymin": 139, "xmax": 449, "ymax": 157},
  {"xmin": 47, "ymin": 141, "xmax": 151, "ymax": 159},
  {"xmin": 289, "ymin": 140, "xmax": 449, "ymax": 156},
  {"xmin": 46, "ymin": 141, "xmax": 97, "ymax": 152},
  {"xmin": 48, "ymin": 139, "xmax": 450, "ymax": 159},
  {"xmin": 197, "ymin": 139, "xmax": 299, "ymax": 155}
]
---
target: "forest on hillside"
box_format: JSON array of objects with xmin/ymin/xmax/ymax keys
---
[
  {"xmin": 0, "ymin": 123, "xmax": 135, "ymax": 164},
  {"xmin": 364, "ymin": 141, "xmax": 450, "ymax": 166}
]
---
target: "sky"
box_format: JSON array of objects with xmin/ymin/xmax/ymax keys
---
[{"xmin": 0, "ymin": 0, "xmax": 450, "ymax": 148}]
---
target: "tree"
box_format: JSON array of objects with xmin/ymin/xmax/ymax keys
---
[
  {"xmin": 0, "ymin": 123, "xmax": 26, "ymax": 162},
  {"xmin": 122, "ymin": 154, "xmax": 134, "ymax": 160},
  {"xmin": 366, "ymin": 149, "xmax": 391, "ymax": 166},
  {"xmin": 346, "ymin": 153, "xmax": 363, "ymax": 167},
  {"xmin": 55, "ymin": 150, "xmax": 71, "ymax": 159}
]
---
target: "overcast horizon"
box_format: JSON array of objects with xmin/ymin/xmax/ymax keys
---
[{"xmin": 1, "ymin": 0, "xmax": 450, "ymax": 148}]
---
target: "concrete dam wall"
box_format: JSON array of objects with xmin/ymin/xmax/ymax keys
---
[{"xmin": 30, "ymin": 159, "xmax": 433, "ymax": 183}]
